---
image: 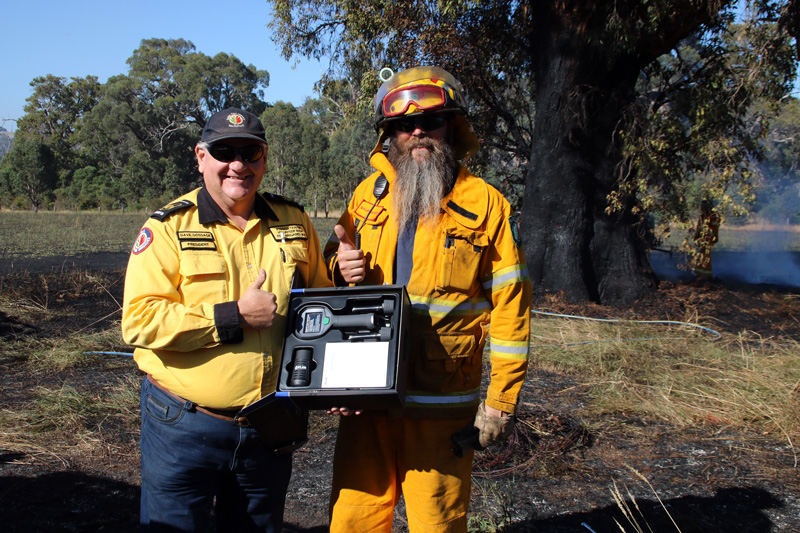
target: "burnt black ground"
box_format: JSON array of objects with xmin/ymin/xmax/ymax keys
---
[{"xmin": 0, "ymin": 257, "xmax": 799, "ymax": 531}]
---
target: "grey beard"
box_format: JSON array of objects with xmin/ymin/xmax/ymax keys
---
[{"xmin": 387, "ymin": 136, "xmax": 457, "ymax": 233}]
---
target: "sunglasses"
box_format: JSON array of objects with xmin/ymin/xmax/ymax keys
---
[
  {"xmin": 206, "ymin": 143, "xmax": 265, "ymax": 163},
  {"xmin": 392, "ymin": 115, "xmax": 448, "ymax": 133}
]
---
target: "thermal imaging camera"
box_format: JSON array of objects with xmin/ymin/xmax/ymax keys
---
[{"xmin": 276, "ymin": 285, "xmax": 410, "ymax": 410}]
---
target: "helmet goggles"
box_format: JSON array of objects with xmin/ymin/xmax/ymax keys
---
[{"xmin": 382, "ymin": 84, "xmax": 448, "ymax": 118}]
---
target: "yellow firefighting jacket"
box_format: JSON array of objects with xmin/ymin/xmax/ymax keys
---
[
  {"xmin": 122, "ymin": 187, "xmax": 331, "ymax": 410},
  {"xmin": 325, "ymin": 153, "xmax": 531, "ymax": 418}
]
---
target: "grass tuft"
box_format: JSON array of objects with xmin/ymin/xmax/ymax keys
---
[
  {"xmin": 0, "ymin": 373, "xmax": 140, "ymax": 459},
  {"xmin": 531, "ymin": 315, "xmax": 800, "ymax": 458}
]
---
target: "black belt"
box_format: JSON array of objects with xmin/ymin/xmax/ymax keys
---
[{"xmin": 146, "ymin": 375, "xmax": 250, "ymax": 427}]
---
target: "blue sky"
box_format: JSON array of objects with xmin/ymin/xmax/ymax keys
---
[{"xmin": 0, "ymin": 0, "xmax": 326, "ymax": 132}]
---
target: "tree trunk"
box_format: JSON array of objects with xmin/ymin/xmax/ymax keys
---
[
  {"xmin": 313, "ymin": 183, "xmax": 319, "ymax": 219},
  {"xmin": 521, "ymin": 8, "xmax": 656, "ymax": 306}
]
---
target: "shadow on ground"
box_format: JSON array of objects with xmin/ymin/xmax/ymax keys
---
[
  {"xmin": 503, "ymin": 486, "xmax": 782, "ymax": 532},
  {"xmin": 0, "ymin": 467, "xmax": 139, "ymax": 532}
]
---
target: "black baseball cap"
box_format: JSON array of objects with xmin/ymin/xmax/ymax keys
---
[{"xmin": 200, "ymin": 107, "xmax": 267, "ymax": 144}]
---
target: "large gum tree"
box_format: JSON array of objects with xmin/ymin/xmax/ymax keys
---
[{"xmin": 268, "ymin": 0, "xmax": 798, "ymax": 304}]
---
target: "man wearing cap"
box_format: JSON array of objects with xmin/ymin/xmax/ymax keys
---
[
  {"xmin": 122, "ymin": 107, "xmax": 330, "ymax": 532},
  {"xmin": 324, "ymin": 67, "xmax": 531, "ymax": 531}
]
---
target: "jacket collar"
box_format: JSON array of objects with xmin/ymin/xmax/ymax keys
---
[{"xmin": 197, "ymin": 187, "xmax": 278, "ymax": 225}]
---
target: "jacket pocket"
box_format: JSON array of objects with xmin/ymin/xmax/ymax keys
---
[
  {"xmin": 280, "ymin": 243, "xmax": 309, "ymax": 289},
  {"xmin": 178, "ymin": 251, "xmax": 228, "ymax": 302},
  {"xmin": 415, "ymin": 331, "xmax": 480, "ymax": 391},
  {"xmin": 437, "ymin": 229, "xmax": 488, "ymax": 293}
]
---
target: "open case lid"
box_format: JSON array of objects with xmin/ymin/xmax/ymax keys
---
[{"xmin": 240, "ymin": 392, "xmax": 309, "ymax": 454}]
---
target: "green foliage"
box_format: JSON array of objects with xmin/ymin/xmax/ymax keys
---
[
  {"xmin": 256, "ymin": 98, "xmax": 375, "ymax": 214},
  {"xmin": 5, "ymin": 38, "xmax": 270, "ymax": 210},
  {"xmin": 753, "ymin": 97, "xmax": 800, "ymax": 223},
  {"xmin": 616, "ymin": 15, "xmax": 798, "ymax": 253},
  {"xmin": 1, "ymin": 132, "xmax": 58, "ymax": 210},
  {"xmin": 17, "ymin": 74, "xmax": 101, "ymax": 172},
  {"xmin": 262, "ymin": 102, "xmax": 305, "ymax": 196},
  {"xmin": 325, "ymin": 120, "xmax": 374, "ymax": 205},
  {"xmin": 298, "ymin": 109, "xmax": 330, "ymax": 216}
]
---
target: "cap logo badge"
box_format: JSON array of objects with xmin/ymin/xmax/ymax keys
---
[{"xmin": 227, "ymin": 113, "xmax": 245, "ymax": 127}]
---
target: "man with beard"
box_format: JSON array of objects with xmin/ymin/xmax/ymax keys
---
[{"xmin": 323, "ymin": 66, "xmax": 532, "ymax": 532}]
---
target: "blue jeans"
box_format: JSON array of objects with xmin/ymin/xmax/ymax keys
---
[{"xmin": 139, "ymin": 377, "xmax": 292, "ymax": 532}]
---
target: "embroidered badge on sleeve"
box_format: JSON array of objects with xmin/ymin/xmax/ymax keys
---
[{"xmin": 132, "ymin": 228, "xmax": 153, "ymax": 255}]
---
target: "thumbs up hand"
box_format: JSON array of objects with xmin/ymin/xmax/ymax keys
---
[
  {"xmin": 335, "ymin": 224, "xmax": 365, "ymax": 284},
  {"xmin": 237, "ymin": 269, "xmax": 278, "ymax": 329}
]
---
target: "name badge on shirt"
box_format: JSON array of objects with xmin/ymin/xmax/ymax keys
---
[
  {"xmin": 270, "ymin": 225, "xmax": 308, "ymax": 241},
  {"xmin": 178, "ymin": 231, "xmax": 217, "ymax": 251}
]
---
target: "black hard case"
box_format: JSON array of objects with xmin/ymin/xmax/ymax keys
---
[{"xmin": 276, "ymin": 285, "xmax": 410, "ymax": 410}]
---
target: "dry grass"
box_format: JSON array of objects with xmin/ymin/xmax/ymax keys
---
[
  {"xmin": 0, "ymin": 211, "xmax": 339, "ymax": 259},
  {"xmin": 0, "ymin": 373, "xmax": 140, "ymax": 459},
  {"xmin": 530, "ymin": 313, "xmax": 800, "ymax": 461},
  {"xmin": 610, "ymin": 467, "xmax": 682, "ymax": 533},
  {"xmin": 0, "ymin": 267, "xmax": 137, "ymax": 462},
  {"xmin": 0, "ymin": 213, "xmax": 342, "ymax": 470},
  {"xmin": 0, "ymin": 211, "xmax": 148, "ymax": 258}
]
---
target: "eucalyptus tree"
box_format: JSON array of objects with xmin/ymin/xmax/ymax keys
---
[
  {"xmin": 298, "ymin": 107, "xmax": 331, "ymax": 217},
  {"xmin": 16, "ymin": 74, "xmax": 100, "ymax": 176},
  {"xmin": 261, "ymin": 102, "xmax": 305, "ymax": 196},
  {"xmin": 192, "ymin": 52, "xmax": 270, "ymax": 119},
  {"xmin": 79, "ymin": 39, "xmax": 269, "ymax": 203},
  {"xmin": 1, "ymin": 132, "xmax": 57, "ymax": 211},
  {"xmin": 325, "ymin": 119, "xmax": 375, "ymax": 209},
  {"xmin": 268, "ymin": 0, "xmax": 798, "ymax": 304}
]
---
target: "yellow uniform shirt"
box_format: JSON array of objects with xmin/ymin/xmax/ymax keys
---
[
  {"xmin": 122, "ymin": 187, "xmax": 331, "ymax": 409},
  {"xmin": 325, "ymin": 153, "xmax": 531, "ymax": 418}
]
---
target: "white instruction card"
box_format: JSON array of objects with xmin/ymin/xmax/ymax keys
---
[{"xmin": 321, "ymin": 342, "xmax": 390, "ymax": 388}]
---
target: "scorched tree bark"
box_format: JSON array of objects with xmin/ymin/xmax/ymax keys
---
[{"xmin": 522, "ymin": 1, "xmax": 720, "ymax": 305}]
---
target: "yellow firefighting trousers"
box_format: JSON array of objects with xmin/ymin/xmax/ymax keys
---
[{"xmin": 329, "ymin": 413, "xmax": 475, "ymax": 532}]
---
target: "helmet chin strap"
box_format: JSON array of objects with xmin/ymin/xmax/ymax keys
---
[{"xmin": 382, "ymin": 138, "xmax": 391, "ymax": 153}]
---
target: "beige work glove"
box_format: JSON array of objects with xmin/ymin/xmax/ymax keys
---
[{"xmin": 473, "ymin": 401, "xmax": 515, "ymax": 449}]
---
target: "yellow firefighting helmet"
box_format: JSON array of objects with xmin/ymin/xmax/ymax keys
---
[{"xmin": 371, "ymin": 66, "xmax": 480, "ymax": 160}]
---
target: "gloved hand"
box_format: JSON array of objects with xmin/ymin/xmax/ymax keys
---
[
  {"xmin": 451, "ymin": 402, "xmax": 515, "ymax": 457},
  {"xmin": 473, "ymin": 401, "xmax": 515, "ymax": 449}
]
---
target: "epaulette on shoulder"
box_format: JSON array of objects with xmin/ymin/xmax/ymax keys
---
[
  {"xmin": 150, "ymin": 199, "xmax": 195, "ymax": 221},
  {"xmin": 264, "ymin": 192, "xmax": 304, "ymax": 212}
]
